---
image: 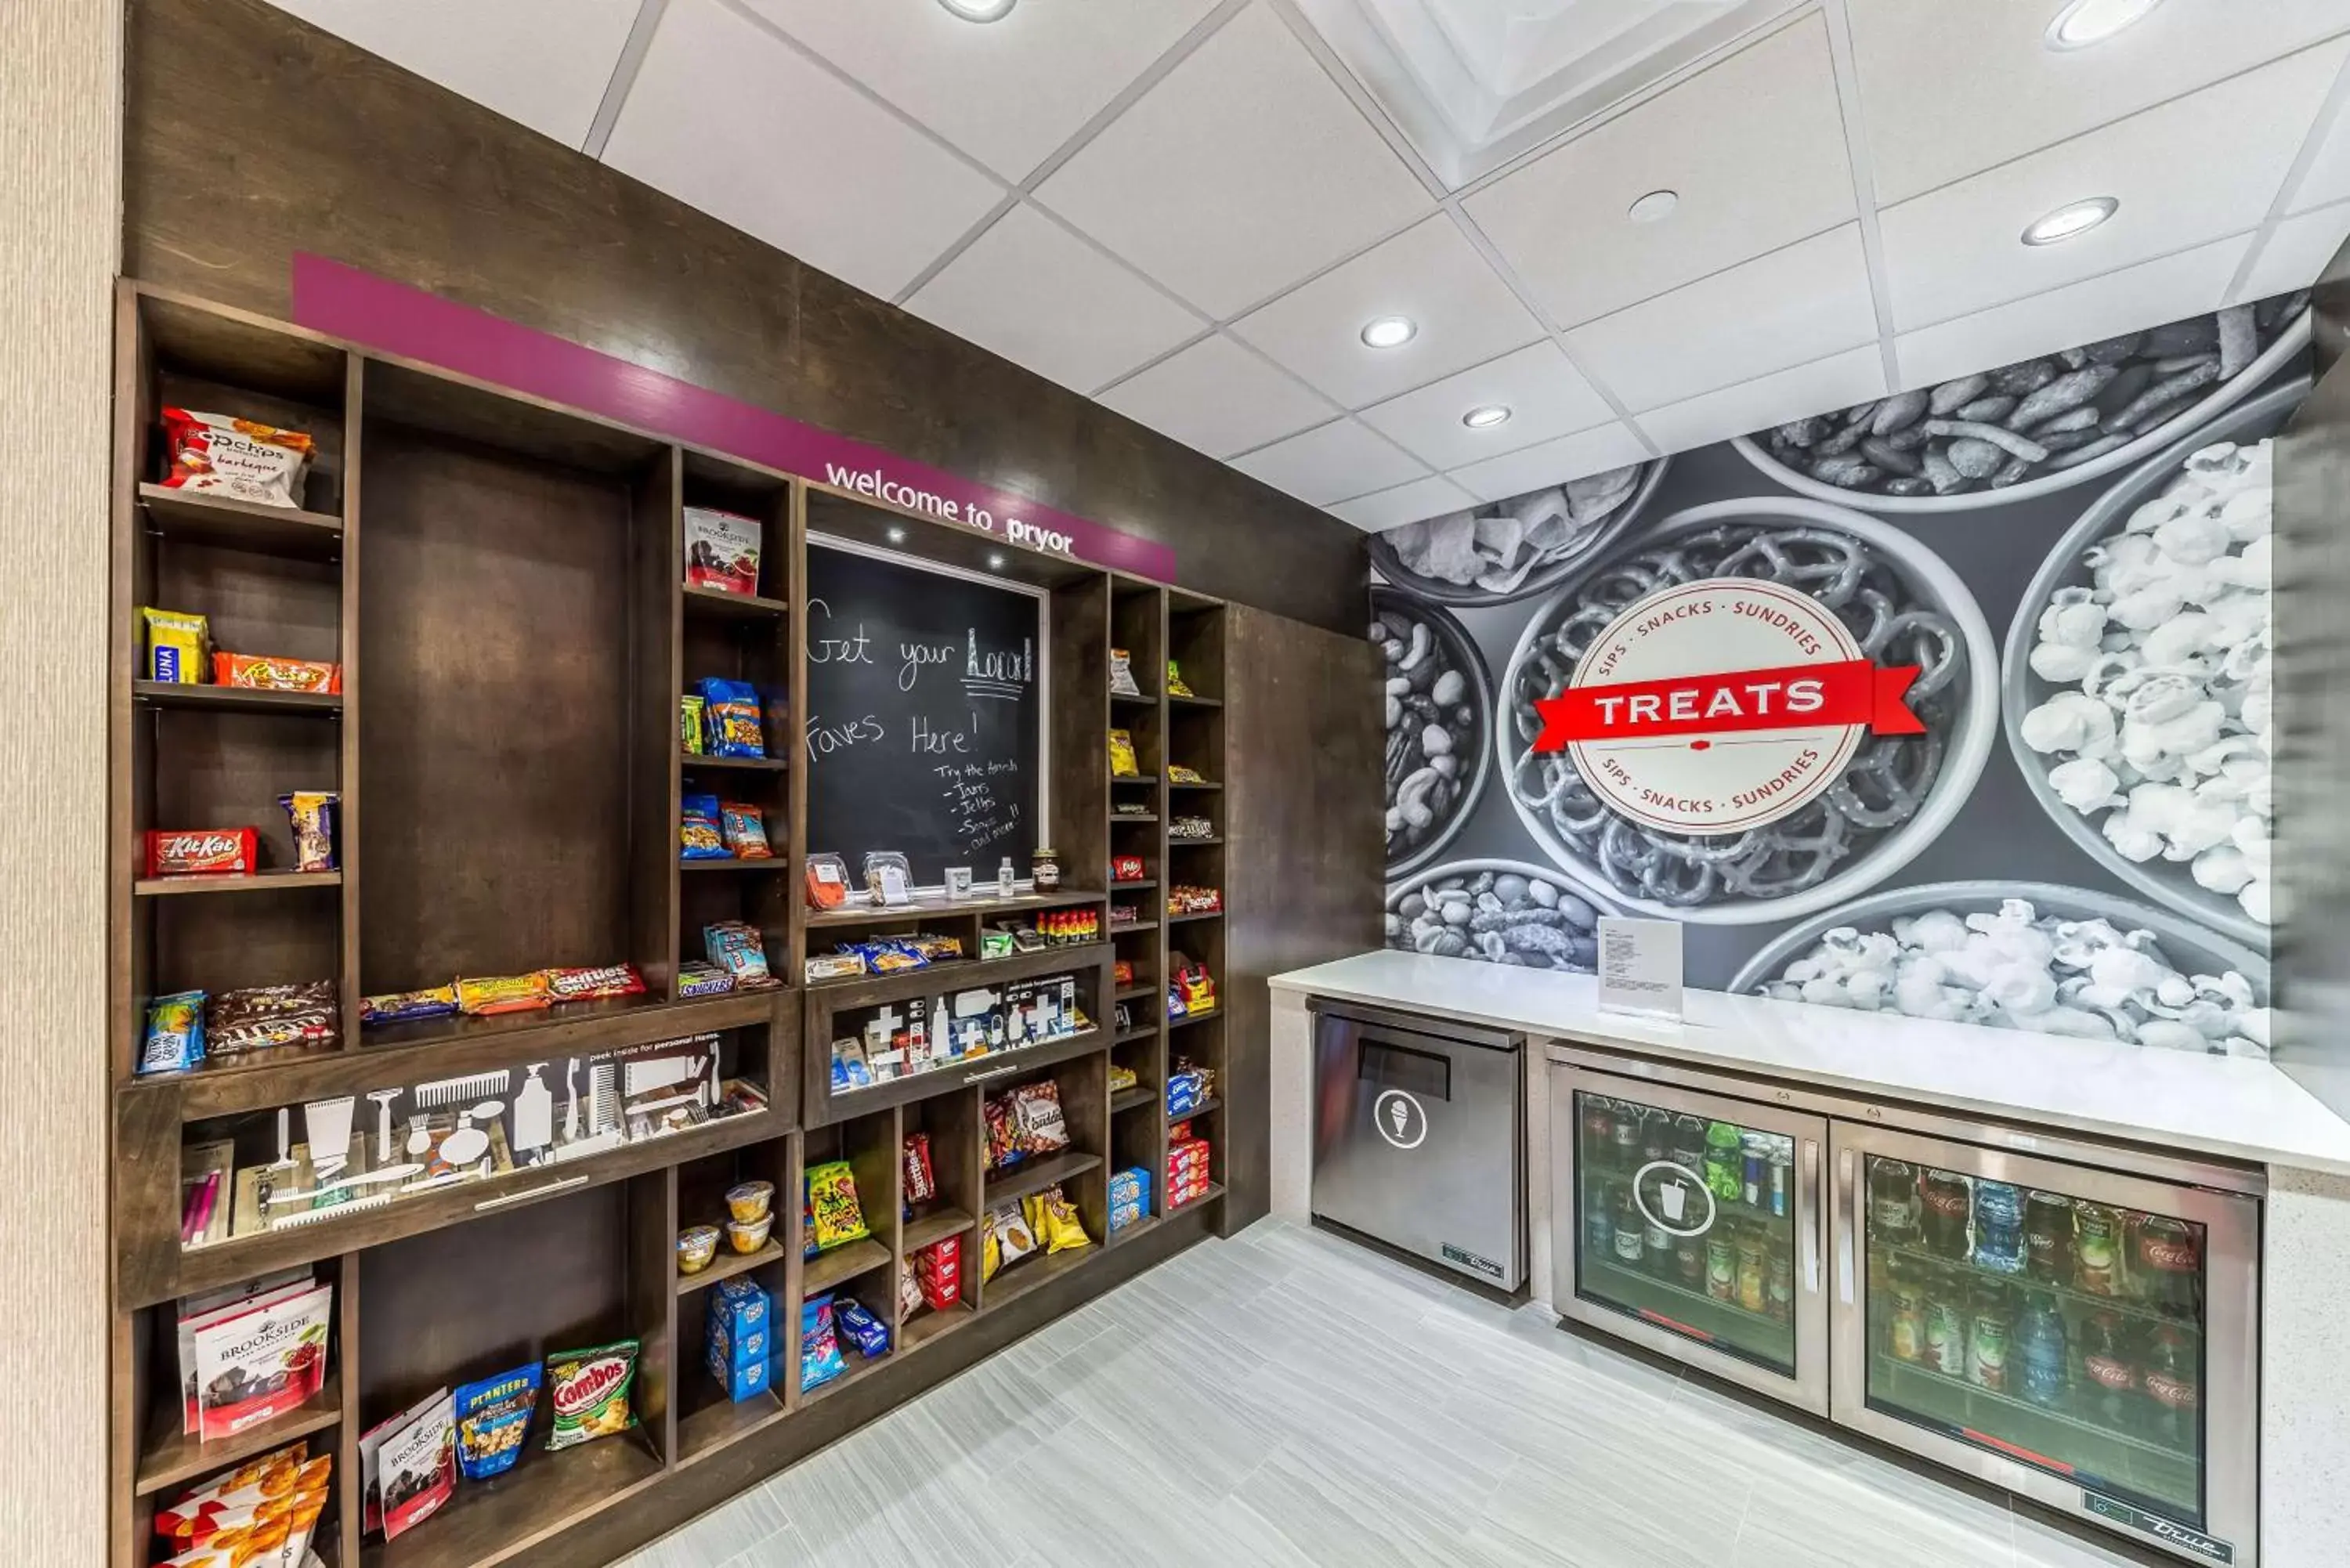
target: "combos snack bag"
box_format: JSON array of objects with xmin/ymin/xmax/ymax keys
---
[
  {"xmin": 544, "ymin": 1339, "xmax": 639, "ymax": 1451},
  {"xmin": 161, "ymin": 406, "xmax": 316, "ymax": 509},
  {"xmin": 453, "ymin": 1363, "xmax": 540, "ymax": 1480}
]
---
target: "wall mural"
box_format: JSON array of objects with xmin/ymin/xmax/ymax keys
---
[{"xmin": 1375, "ymin": 291, "xmax": 2308, "ymax": 1060}]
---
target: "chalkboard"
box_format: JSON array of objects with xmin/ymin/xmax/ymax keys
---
[{"xmin": 802, "ymin": 543, "xmax": 1043, "ymax": 887}]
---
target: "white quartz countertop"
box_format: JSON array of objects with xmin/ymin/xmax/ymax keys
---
[{"xmin": 1271, "ymin": 950, "xmax": 2350, "ymax": 1178}]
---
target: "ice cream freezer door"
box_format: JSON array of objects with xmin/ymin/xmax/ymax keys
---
[{"xmin": 1308, "ymin": 1001, "xmax": 1525, "ymax": 1290}]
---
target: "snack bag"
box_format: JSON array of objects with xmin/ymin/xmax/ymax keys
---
[
  {"xmin": 704, "ymin": 919, "xmax": 777, "ymax": 989},
  {"xmin": 902, "ymin": 1133, "xmax": 937, "ymax": 1205},
  {"xmin": 454, "ymin": 972, "xmax": 552, "ymax": 1016},
  {"xmin": 899, "ymin": 1261, "xmax": 927, "ymax": 1318},
  {"xmin": 681, "ymin": 793, "xmax": 728, "ymax": 859},
  {"xmin": 139, "ymin": 989, "xmax": 206, "ymax": 1075},
  {"xmin": 544, "ymin": 963, "xmax": 646, "ymax": 1003},
  {"xmin": 720, "ymin": 801, "xmax": 773, "ymax": 858},
  {"xmin": 697, "ymin": 677, "xmax": 766, "ymax": 757},
  {"xmin": 544, "ymin": 1339, "xmax": 638, "ymax": 1451},
  {"xmin": 278, "ymin": 792, "xmax": 338, "ymax": 873},
  {"xmin": 1166, "ymin": 660, "xmax": 1195, "ymax": 699},
  {"xmin": 981, "ymin": 1202, "xmax": 1037, "ymax": 1282},
  {"xmin": 207, "ymin": 981, "xmax": 339, "ymax": 1057},
  {"xmin": 1108, "ymin": 728, "xmax": 1141, "ymax": 778},
  {"xmin": 141, "ymin": 607, "xmax": 211, "ymax": 684},
  {"xmin": 684, "ymin": 506, "xmax": 762, "ymax": 596},
  {"xmin": 453, "ymin": 1363, "xmax": 540, "ymax": 1480},
  {"xmin": 360, "ymin": 985, "xmax": 458, "ymax": 1026},
  {"xmin": 805, "ymin": 1160, "xmax": 870, "ymax": 1250},
  {"xmin": 1010, "ymin": 1080, "xmax": 1071, "ymax": 1158},
  {"xmin": 1109, "ymin": 648, "xmax": 1141, "ymax": 697},
  {"xmin": 680, "ymin": 693, "xmax": 707, "ymax": 753},
  {"xmin": 1023, "ymin": 1185, "xmax": 1093, "ymax": 1255},
  {"xmin": 984, "ymin": 1092, "xmax": 1018, "ymax": 1171},
  {"xmin": 161, "ymin": 406, "xmax": 316, "ymax": 508},
  {"xmin": 800, "ymin": 1296, "xmax": 847, "ymax": 1392}
]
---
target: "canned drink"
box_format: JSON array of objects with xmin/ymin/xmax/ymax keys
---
[
  {"xmin": 1769, "ymin": 1153, "xmax": 1791, "ymax": 1218},
  {"xmin": 1743, "ymin": 1151, "xmax": 1764, "ymax": 1208}
]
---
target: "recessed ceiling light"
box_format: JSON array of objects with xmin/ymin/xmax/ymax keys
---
[
  {"xmin": 2046, "ymin": 0, "xmax": 2162, "ymax": 50},
  {"xmin": 938, "ymin": 0, "xmax": 1016, "ymax": 20},
  {"xmin": 886, "ymin": 526, "xmax": 906, "ymax": 544},
  {"xmin": 1360, "ymin": 316, "xmax": 1418, "ymax": 349},
  {"xmin": 1462, "ymin": 405, "xmax": 1513, "ymax": 429},
  {"xmin": 987, "ymin": 552, "xmax": 1007, "ymax": 570},
  {"xmin": 2022, "ymin": 197, "xmax": 2118, "ymax": 246},
  {"xmin": 1627, "ymin": 190, "xmax": 1679, "ymax": 224}
]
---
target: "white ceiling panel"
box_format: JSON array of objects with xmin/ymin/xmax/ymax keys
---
[
  {"xmin": 2285, "ymin": 91, "xmax": 2350, "ymax": 212},
  {"xmin": 1327, "ymin": 474, "xmax": 1476, "ymax": 532},
  {"xmin": 1032, "ymin": 4, "xmax": 1431, "ymax": 319},
  {"xmin": 1893, "ymin": 236, "xmax": 2251, "ymax": 389},
  {"xmin": 1448, "ymin": 421, "xmax": 1654, "ymax": 504},
  {"xmin": 604, "ymin": 0, "xmax": 1005, "ymax": 300},
  {"xmin": 1633, "ymin": 344, "xmax": 1886, "ymax": 455},
  {"xmin": 1357, "ymin": 341, "xmax": 1613, "ymax": 470},
  {"xmin": 2240, "ymin": 200, "xmax": 2350, "ymax": 300},
  {"xmin": 1877, "ymin": 42, "xmax": 2347, "ymax": 332},
  {"xmin": 1095, "ymin": 334, "xmax": 1339, "ymax": 460},
  {"xmin": 1463, "ymin": 15, "xmax": 1857, "ymax": 328},
  {"xmin": 265, "ymin": 0, "xmax": 643, "ymax": 147},
  {"xmin": 1566, "ymin": 225, "xmax": 1877, "ymax": 412},
  {"xmin": 905, "ymin": 206, "xmax": 1204, "ymax": 395},
  {"xmin": 737, "ymin": 0, "xmax": 1221, "ymax": 183},
  {"xmin": 1231, "ymin": 417, "xmax": 1429, "ymax": 505},
  {"xmin": 1228, "ymin": 216, "xmax": 1545, "ymax": 409},
  {"xmin": 1849, "ymin": 0, "xmax": 2350, "ymax": 208}
]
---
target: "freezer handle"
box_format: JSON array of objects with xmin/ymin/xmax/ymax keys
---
[
  {"xmin": 1800, "ymin": 1138, "xmax": 1820, "ymax": 1295},
  {"xmin": 1835, "ymin": 1146, "xmax": 1856, "ymax": 1306}
]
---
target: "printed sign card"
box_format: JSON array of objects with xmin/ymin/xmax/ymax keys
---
[{"xmin": 1597, "ymin": 917, "xmax": 1684, "ymax": 1021}]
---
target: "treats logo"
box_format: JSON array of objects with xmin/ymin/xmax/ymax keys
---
[{"xmin": 1531, "ymin": 578, "xmax": 1925, "ymax": 836}]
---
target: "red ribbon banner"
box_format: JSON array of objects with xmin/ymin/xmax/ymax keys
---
[{"xmin": 1532, "ymin": 659, "xmax": 1924, "ymax": 751}]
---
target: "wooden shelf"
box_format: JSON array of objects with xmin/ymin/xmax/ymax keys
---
[
  {"xmin": 1109, "ymin": 771, "xmax": 1152, "ymax": 786},
  {"xmin": 1169, "ymin": 836, "xmax": 1224, "ymax": 847},
  {"xmin": 982, "ymin": 1242, "xmax": 1097, "ymax": 1311},
  {"xmin": 1167, "ymin": 909, "xmax": 1223, "ymax": 924},
  {"xmin": 1111, "ymin": 878, "xmax": 1157, "ymax": 891},
  {"xmin": 1110, "ymin": 1212, "xmax": 1162, "ymax": 1247},
  {"xmin": 135, "ymin": 1374, "xmax": 342, "ymax": 1496},
  {"xmin": 1168, "ymin": 1008, "xmax": 1221, "ymax": 1030},
  {"xmin": 804, "ymin": 940, "xmax": 1108, "ymax": 1006},
  {"xmin": 678, "ymin": 1238, "xmax": 785, "ymax": 1296},
  {"xmin": 680, "ymin": 751, "xmax": 788, "ymax": 771},
  {"xmin": 1111, "ymin": 919, "xmax": 1159, "ymax": 935},
  {"xmin": 132, "ymin": 680, "xmax": 342, "ymax": 715},
  {"xmin": 1169, "ymin": 1094, "xmax": 1221, "ymax": 1119},
  {"xmin": 678, "ymin": 855, "xmax": 785, "ymax": 873},
  {"xmin": 1110, "ymin": 1085, "xmax": 1155, "ymax": 1115},
  {"xmin": 803, "ymin": 1236, "xmax": 890, "ymax": 1295},
  {"xmin": 1166, "ymin": 1181, "xmax": 1227, "ymax": 1218},
  {"xmin": 1113, "ymin": 985, "xmax": 1155, "ymax": 1004},
  {"xmin": 1109, "ymin": 690, "xmax": 1159, "ymax": 706},
  {"xmin": 138, "ymin": 482, "xmax": 344, "ymax": 557},
  {"xmin": 134, "ymin": 869, "xmax": 340, "ymax": 898},
  {"xmin": 801, "ymin": 1347, "xmax": 892, "ymax": 1405},
  {"xmin": 901, "ymin": 1302, "xmax": 975, "ymax": 1353},
  {"xmin": 900, "ymin": 1205, "xmax": 975, "ymax": 1254},
  {"xmin": 1113, "ymin": 1026, "xmax": 1159, "ymax": 1046},
  {"xmin": 682, "ymin": 583, "xmax": 791, "ymax": 619},
  {"xmin": 804, "ymin": 886, "xmax": 1106, "ymax": 930},
  {"xmin": 677, "ymin": 1386, "xmax": 787, "ymax": 1465},
  {"xmin": 1166, "ymin": 778, "xmax": 1223, "ymax": 790},
  {"xmin": 983, "ymin": 1149, "xmax": 1101, "ymax": 1208},
  {"xmin": 1109, "ymin": 812, "xmax": 1159, "ymax": 825},
  {"xmin": 1166, "ymin": 692, "xmax": 1223, "ymax": 709},
  {"xmin": 364, "ymin": 1427, "xmax": 662, "ymax": 1568}
]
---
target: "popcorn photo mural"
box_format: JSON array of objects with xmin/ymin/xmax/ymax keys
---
[{"xmin": 1375, "ymin": 293, "xmax": 2305, "ymax": 1060}]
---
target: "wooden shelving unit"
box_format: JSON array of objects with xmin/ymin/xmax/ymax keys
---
[{"xmin": 107, "ymin": 283, "xmax": 1241, "ymax": 1568}]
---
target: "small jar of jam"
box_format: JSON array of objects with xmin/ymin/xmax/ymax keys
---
[{"xmin": 1030, "ymin": 847, "xmax": 1061, "ymax": 891}]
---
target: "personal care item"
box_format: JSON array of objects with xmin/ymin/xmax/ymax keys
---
[{"xmin": 997, "ymin": 858, "xmax": 1015, "ymax": 898}]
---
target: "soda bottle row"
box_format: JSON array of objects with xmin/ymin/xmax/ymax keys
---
[
  {"xmin": 1880, "ymin": 1261, "xmax": 2200, "ymax": 1449},
  {"xmin": 1578, "ymin": 1097, "xmax": 1793, "ymax": 1219},
  {"xmin": 1867, "ymin": 1158, "xmax": 2202, "ymax": 1317},
  {"xmin": 1585, "ymin": 1177, "xmax": 1793, "ymax": 1324}
]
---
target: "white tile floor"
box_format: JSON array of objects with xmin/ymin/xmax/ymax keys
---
[{"xmin": 623, "ymin": 1218, "xmax": 2154, "ymax": 1568}]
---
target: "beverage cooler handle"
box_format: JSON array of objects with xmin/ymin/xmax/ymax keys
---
[
  {"xmin": 1835, "ymin": 1147, "xmax": 1856, "ymax": 1306},
  {"xmin": 1799, "ymin": 1139, "xmax": 1820, "ymax": 1295}
]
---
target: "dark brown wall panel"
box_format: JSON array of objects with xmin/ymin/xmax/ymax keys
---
[{"xmin": 121, "ymin": 0, "xmax": 1367, "ymax": 634}]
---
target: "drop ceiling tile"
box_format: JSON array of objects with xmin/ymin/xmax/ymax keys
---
[
  {"xmin": 1230, "ymin": 418, "xmax": 1429, "ymax": 506},
  {"xmin": 1462, "ymin": 15, "xmax": 1857, "ymax": 328},
  {"xmin": 1893, "ymin": 236, "xmax": 2251, "ymax": 389},
  {"xmin": 1328, "ymin": 475, "xmax": 1476, "ymax": 532},
  {"xmin": 1448, "ymin": 423, "xmax": 1654, "ymax": 504},
  {"xmin": 1877, "ymin": 42, "xmax": 2347, "ymax": 332},
  {"xmin": 604, "ymin": 0, "xmax": 1006, "ymax": 301},
  {"xmin": 265, "ymin": 0, "xmax": 643, "ymax": 147},
  {"xmin": 1356, "ymin": 342, "xmax": 1613, "ymax": 471},
  {"xmin": 1227, "ymin": 216, "xmax": 1544, "ymax": 408},
  {"xmin": 1095, "ymin": 334, "xmax": 1338, "ymax": 460},
  {"xmin": 2240, "ymin": 200, "xmax": 2350, "ymax": 301},
  {"xmin": 1565, "ymin": 226, "xmax": 1878, "ymax": 413},
  {"xmin": 1633, "ymin": 345, "xmax": 1886, "ymax": 457},
  {"xmin": 738, "ymin": 0, "xmax": 1220, "ymax": 182},
  {"xmin": 2289, "ymin": 99, "xmax": 2350, "ymax": 213},
  {"xmin": 1032, "ymin": 4, "xmax": 1430, "ymax": 319},
  {"xmin": 905, "ymin": 206, "xmax": 1204, "ymax": 394},
  {"xmin": 1848, "ymin": 0, "xmax": 2350, "ymax": 206}
]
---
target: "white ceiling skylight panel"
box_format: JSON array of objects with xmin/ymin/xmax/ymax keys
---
[{"xmin": 1292, "ymin": 0, "xmax": 1810, "ymax": 187}]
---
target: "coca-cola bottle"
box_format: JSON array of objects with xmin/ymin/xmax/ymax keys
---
[
  {"xmin": 2024, "ymin": 1191, "xmax": 2074, "ymax": 1285},
  {"xmin": 1609, "ymin": 1102, "xmax": 1643, "ymax": 1172},
  {"xmin": 2076, "ymin": 1310, "xmax": 2139, "ymax": 1428},
  {"xmin": 1641, "ymin": 1107, "xmax": 1670, "ymax": 1171},
  {"xmin": 2143, "ymin": 1324, "xmax": 2200, "ymax": 1448},
  {"xmin": 1919, "ymin": 1167, "xmax": 1972, "ymax": 1262},
  {"xmin": 2133, "ymin": 1213, "xmax": 2204, "ymax": 1318},
  {"xmin": 1869, "ymin": 1158, "xmax": 1922, "ymax": 1247}
]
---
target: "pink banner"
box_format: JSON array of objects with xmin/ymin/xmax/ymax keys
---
[{"xmin": 290, "ymin": 254, "xmax": 1179, "ymax": 580}]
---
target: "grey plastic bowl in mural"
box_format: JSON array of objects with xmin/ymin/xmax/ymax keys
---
[
  {"xmin": 1497, "ymin": 498, "xmax": 1998, "ymax": 926},
  {"xmin": 1728, "ymin": 880, "xmax": 2270, "ymax": 1055},
  {"xmin": 2000, "ymin": 381, "xmax": 2298, "ymax": 952},
  {"xmin": 1730, "ymin": 306, "xmax": 2308, "ymax": 515},
  {"xmin": 1366, "ymin": 457, "xmax": 1670, "ymax": 606},
  {"xmin": 1374, "ymin": 589, "xmax": 1494, "ymax": 878},
  {"xmin": 1385, "ymin": 858, "xmax": 1625, "ymax": 972}
]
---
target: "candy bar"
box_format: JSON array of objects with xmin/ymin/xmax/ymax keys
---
[{"xmin": 146, "ymin": 828, "xmax": 257, "ymax": 879}]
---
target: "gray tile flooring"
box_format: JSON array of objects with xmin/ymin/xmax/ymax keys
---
[{"xmin": 622, "ymin": 1217, "xmax": 2152, "ymax": 1568}]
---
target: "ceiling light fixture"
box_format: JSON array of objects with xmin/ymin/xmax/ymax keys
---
[
  {"xmin": 1360, "ymin": 316, "xmax": 1418, "ymax": 349},
  {"xmin": 1462, "ymin": 405, "xmax": 1513, "ymax": 429},
  {"xmin": 2022, "ymin": 197, "xmax": 2119, "ymax": 246},
  {"xmin": 938, "ymin": 0, "xmax": 1017, "ymax": 21},
  {"xmin": 886, "ymin": 526, "xmax": 907, "ymax": 544},
  {"xmin": 2045, "ymin": 0, "xmax": 2162, "ymax": 50},
  {"xmin": 987, "ymin": 552, "xmax": 1007, "ymax": 570},
  {"xmin": 1627, "ymin": 190, "xmax": 1679, "ymax": 225}
]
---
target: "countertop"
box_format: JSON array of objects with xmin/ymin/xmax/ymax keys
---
[{"xmin": 1270, "ymin": 949, "xmax": 2350, "ymax": 1179}]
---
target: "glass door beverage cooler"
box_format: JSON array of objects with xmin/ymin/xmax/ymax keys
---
[
  {"xmin": 1832, "ymin": 1122, "xmax": 2261, "ymax": 1567},
  {"xmin": 1549, "ymin": 1053, "xmax": 1830, "ymax": 1414}
]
